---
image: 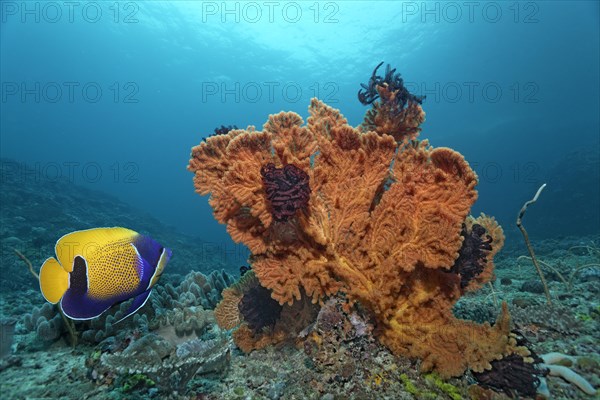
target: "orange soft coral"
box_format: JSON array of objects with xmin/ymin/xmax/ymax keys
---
[
  {"xmin": 214, "ymin": 287, "xmax": 242, "ymax": 330},
  {"xmin": 214, "ymin": 271, "xmax": 317, "ymax": 352},
  {"xmin": 189, "ymin": 98, "xmax": 510, "ymax": 377}
]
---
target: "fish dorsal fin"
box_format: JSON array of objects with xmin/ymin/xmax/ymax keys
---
[{"xmin": 54, "ymin": 227, "xmax": 138, "ymax": 272}]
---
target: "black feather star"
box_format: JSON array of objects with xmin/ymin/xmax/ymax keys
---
[{"xmin": 357, "ymin": 61, "xmax": 425, "ymax": 107}]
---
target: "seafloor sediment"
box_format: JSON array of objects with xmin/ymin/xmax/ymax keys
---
[{"xmin": 0, "ymin": 236, "xmax": 598, "ymax": 399}]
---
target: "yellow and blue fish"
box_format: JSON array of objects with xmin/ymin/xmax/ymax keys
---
[{"xmin": 39, "ymin": 227, "xmax": 171, "ymax": 321}]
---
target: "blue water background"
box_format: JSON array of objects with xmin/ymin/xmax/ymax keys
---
[{"xmin": 1, "ymin": 1, "xmax": 598, "ymax": 255}]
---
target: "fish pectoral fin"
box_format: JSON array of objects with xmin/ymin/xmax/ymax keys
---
[
  {"xmin": 114, "ymin": 289, "xmax": 153, "ymax": 325},
  {"xmin": 39, "ymin": 257, "xmax": 69, "ymax": 304}
]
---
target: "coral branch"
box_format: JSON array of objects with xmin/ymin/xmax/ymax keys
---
[
  {"xmin": 13, "ymin": 248, "xmax": 38, "ymax": 280},
  {"xmin": 516, "ymin": 184, "xmax": 552, "ymax": 304}
]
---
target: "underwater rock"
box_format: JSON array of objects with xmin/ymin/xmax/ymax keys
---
[
  {"xmin": 0, "ymin": 355, "xmax": 22, "ymax": 373},
  {"xmin": 520, "ymin": 280, "xmax": 546, "ymax": 294},
  {"xmin": 304, "ymin": 297, "xmax": 377, "ymax": 385},
  {"xmin": 90, "ymin": 328, "xmax": 232, "ymax": 394},
  {"xmin": 500, "ymin": 277, "xmax": 512, "ymax": 286},
  {"xmin": 578, "ymin": 266, "xmax": 600, "ymax": 282},
  {"xmin": 510, "ymin": 303, "xmax": 582, "ymax": 338},
  {"xmin": 123, "ymin": 333, "xmax": 174, "ymax": 363},
  {"xmin": 453, "ymin": 301, "xmax": 497, "ymax": 324},
  {"xmin": 0, "ymin": 317, "xmax": 16, "ymax": 357},
  {"xmin": 511, "ymin": 297, "xmax": 536, "ymax": 308},
  {"xmin": 2, "ymin": 236, "xmax": 23, "ymax": 249}
]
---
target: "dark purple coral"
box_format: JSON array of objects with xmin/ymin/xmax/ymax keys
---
[
  {"xmin": 239, "ymin": 265, "xmax": 252, "ymax": 276},
  {"xmin": 238, "ymin": 285, "xmax": 282, "ymax": 331},
  {"xmin": 450, "ymin": 223, "xmax": 493, "ymax": 288},
  {"xmin": 473, "ymin": 332, "xmax": 547, "ymax": 397},
  {"xmin": 261, "ymin": 163, "xmax": 310, "ymax": 222},
  {"xmin": 203, "ymin": 125, "xmax": 239, "ymax": 141},
  {"xmin": 358, "ymin": 62, "xmax": 425, "ymax": 106},
  {"xmin": 214, "ymin": 124, "xmax": 238, "ymax": 135}
]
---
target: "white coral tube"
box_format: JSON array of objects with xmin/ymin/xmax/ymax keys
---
[{"xmin": 545, "ymin": 364, "xmax": 597, "ymax": 396}]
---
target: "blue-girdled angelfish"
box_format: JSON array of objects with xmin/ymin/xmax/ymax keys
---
[{"xmin": 39, "ymin": 227, "xmax": 171, "ymax": 322}]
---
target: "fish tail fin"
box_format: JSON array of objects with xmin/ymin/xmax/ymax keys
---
[{"xmin": 39, "ymin": 257, "xmax": 69, "ymax": 304}]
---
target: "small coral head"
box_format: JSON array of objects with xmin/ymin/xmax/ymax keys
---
[{"xmin": 261, "ymin": 163, "xmax": 311, "ymax": 222}]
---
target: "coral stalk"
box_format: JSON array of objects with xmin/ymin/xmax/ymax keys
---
[
  {"xmin": 516, "ymin": 184, "xmax": 552, "ymax": 304},
  {"xmin": 13, "ymin": 248, "xmax": 38, "ymax": 280}
]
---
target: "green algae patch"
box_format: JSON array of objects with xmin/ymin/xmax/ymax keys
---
[
  {"xmin": 121, "ymin": 373, "xmax": 156, "ymax": 393},
  {"xmin": 399, "ymin": 373, "xmax": 437, "ymax": 399},
  {"xmin": 425, "ymin": 373, "xmax": 463, "ymax": 400}
]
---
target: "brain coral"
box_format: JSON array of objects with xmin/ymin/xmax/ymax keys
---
[{"xmin": 188, "ymin": 95, "xmax": 514, "ymax": 378}]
